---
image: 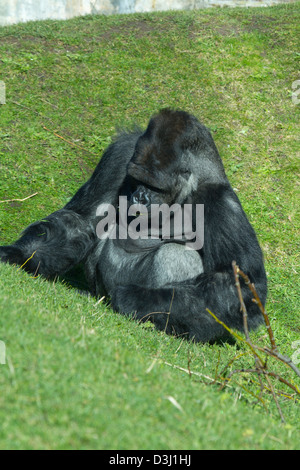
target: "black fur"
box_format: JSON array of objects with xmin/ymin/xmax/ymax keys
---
[{"xmin": 0, "ymin": 109, "xmax": 267, "ymax": 343}]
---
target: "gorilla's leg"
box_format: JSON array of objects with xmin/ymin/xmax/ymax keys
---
[
  {"xmin": 0, "ymin": 210, "xmax": 95, "ymax": 278},
  {"xmin": 112, "ymin": 271, "xmax": 267, "ymax": 343}
]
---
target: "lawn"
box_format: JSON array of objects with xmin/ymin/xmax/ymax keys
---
[{"xmin": 0, "ymin": 3, "xmax": 299, "ymax": 450}]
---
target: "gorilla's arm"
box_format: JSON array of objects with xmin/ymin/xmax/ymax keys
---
[
  {"xmin": 0, "ymin": 130, "xmax": 141, "ymax": 277},
  {"xmin": 112, "ymin": 271, "xmax": 265, "ymax": 343},
  {"xmin": 111, "ymin": 185, "xmax": 267, "ymax": 343},
  {"xmin": 0, "ymin": 211, "xmax": 95, "ymax": 277}
]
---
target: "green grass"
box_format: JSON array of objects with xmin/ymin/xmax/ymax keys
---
[{"xmin": 0, "ymin": 4, "xmax": 299, "ymax": 450}]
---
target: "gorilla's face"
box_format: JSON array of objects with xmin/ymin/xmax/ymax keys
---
[
  {"xmin": 126, "ymin": 110, "xmax": 199, "ymax": 208},
  {"xmin": 126, "ymin": 108, "xmax": 227, "ymax": 205},
  {"xmin": 118, "ymin": 108, "xmax": 228, "ymax": 236},
  {"xmin": 130, "ymin": 183, "xmax": 164, "ymax": 207}
]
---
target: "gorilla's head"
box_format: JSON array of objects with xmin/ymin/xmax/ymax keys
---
[{"xmin": 126, "ymin": 108, "xmax": 227, "ymax": 207}]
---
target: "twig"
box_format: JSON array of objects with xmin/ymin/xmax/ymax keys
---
[
  {"xmin": 215, "ymin": 349, "xmax": 221, "ymax": 382},
  {"xmin": 234, "ymin": 262, "xmax": 287, "ymax": 422},
  {"xmin": 262, "ymin": 347, "xmax": 300, "ymax": 378},
  {"xmin": 264, "ymin": 370, "xmax": 286, "ymax": 422},
  {"xmin": 42, "ymin": 126, "xmax": 97, "ymax": 156},
  {"xmin": 232, "ymin": 261, "xmax": 251, "ymax": 343},
  {"xmin": 187, "ymin": 349, "xmax": 192, "ymax": 378},
  {"xmin": 164, "ymin": 288, "xmax": 174, "ymax": 334},
  {"xmin": 17, "ymin": 251, "xmax": 37, "ymax": 271},
  {"xmin": 232, "ymin": 260, "xmax": 274, "ymax": 401},
  {"xmin": 206, "ymin": 262, "xmax": 300, "ymax": 423},
  {"xmin": 233, "ymin": 261, "xmax": 277, "ymax": 352},
  {"xmin": 227, "ymin": 368, "xmax": 299, "ymax": 396},
  {"xmin": 0, "ymin": 192, "xmax": 38, "ymax": 204},
  {"xmin": 208, "ymin": 304, "xmax": 287, "ymax": 421},
  {"xmin": 206, "ymin": 308, "xmax": 264, "ymax": 363},
  {"xmin": 137, "ymin": 289, "xmax": 175, "ymax": 332},
  {"xmin": 163, "ymin": 361, "xmax": 229, "ymax": 387},
  {"xmin": 12, "ymin": 101, "xmax": 53, "ymax": 122},
  {"xmin": 233, "ymin": 262, "xmax": 300, "ymax": 378},
  {"xmin": 219, "ymin": 351, "xmax": 251, "ymax": 380}
]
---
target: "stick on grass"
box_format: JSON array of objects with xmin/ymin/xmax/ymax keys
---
[{"xmin": 0, "ymin": 192, "xmax": 38, "ymax": 204}]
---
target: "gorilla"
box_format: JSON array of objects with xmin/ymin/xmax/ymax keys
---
[{"xmin": 0, "ymin": 109, "xmax": 267, "ymax": 343}]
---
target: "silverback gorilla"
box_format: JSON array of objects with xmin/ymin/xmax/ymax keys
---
[{"xmin": 0, "ymin": 109, "xmax": 267, "ymax": 342}]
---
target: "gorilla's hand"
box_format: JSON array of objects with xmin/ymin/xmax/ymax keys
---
[
  {"xmin": 112, "ymin": 284, "xmax": 169, "ymax": 323},
  {"xmin": 0, "ymin": 246, "xmax": 24, "ymax": 266},
  {"xmin": 112, "ymin": 284, "xmax": 179, "ymax": 332},
  {"xmin": 111, "ymin": 285, "xmax": 140, "ymax": 316}
]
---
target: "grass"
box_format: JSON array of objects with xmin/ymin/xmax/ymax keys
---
[{"xmin": 0, "ymin": 3, "xmax": 299, "ymax": 450}]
